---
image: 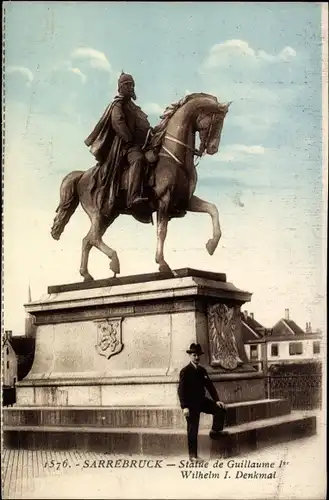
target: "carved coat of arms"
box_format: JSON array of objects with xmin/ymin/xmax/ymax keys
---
[
  {"xmin": 95, "ymin": 318, "xmax": 123, "ymax": 359},
  {"xmin": 207, "ymin": 303, "xmax": 243, "ymax": 370}
]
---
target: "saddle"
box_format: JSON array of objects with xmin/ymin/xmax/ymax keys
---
[
  {"xmin": 118, "ymin": 147, "xmax": 186, "ymax": 225},
  {"xmin": 99, "ymin": 147, "xmax": 158, "ymax": 225}
]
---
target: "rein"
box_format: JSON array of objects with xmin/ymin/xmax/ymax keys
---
[
  {"xmin": 164, "ymin": 133, "xmax": 202, "ymax": 157},
  {"xmin": 159, "ymin": 113, "xmax": 216, "ymax": 168},
  {"xmin": 160, "ymin": 145, "xmax": 184, "ymax": 166}
]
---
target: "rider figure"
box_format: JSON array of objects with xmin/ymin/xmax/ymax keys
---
[
  {"xmin": 112, "ymin": 72, "xmax": 150, "ymax": 208},
  {"xmin": 85, "ymin": 72, "xmax": 151, "ymax": 210}
]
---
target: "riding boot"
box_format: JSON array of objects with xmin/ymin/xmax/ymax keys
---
[{"xmin": 127, "ymin": 151, "xmax": 148, "ymax": 209}]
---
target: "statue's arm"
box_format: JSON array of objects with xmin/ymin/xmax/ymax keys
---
[{"xmin": 111, "ymin": 102, "xmax": 133, "ymax": 144}]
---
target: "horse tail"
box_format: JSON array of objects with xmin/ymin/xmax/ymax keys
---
[{"xmin": 51, "ymin": 171, "xmax": 84, "ymax": 240}]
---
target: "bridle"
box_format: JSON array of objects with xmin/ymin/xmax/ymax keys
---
[
  {"xmin": 159, "ymin": 112, "xmax": 217, "ymax": 167},
  {"xmin": 160, "ymin": 134, "xmax": 201, "ymax": 167}
]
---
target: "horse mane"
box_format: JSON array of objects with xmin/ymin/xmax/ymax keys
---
[{"xmin": 150, "ymin": 93, "xmax": 219, "ymax": 149}]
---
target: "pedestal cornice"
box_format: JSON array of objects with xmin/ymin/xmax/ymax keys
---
[{"xmin": 25, "ymin": 270, "xmax": 252, "ymax": 318}]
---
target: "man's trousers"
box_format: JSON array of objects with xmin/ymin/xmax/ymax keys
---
[{"xmin": 186, "ymin": 398, "xmax": 226, "ymax": 459}]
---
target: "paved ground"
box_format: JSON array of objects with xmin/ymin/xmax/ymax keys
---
[{"xmin": 2, "ymin": 412, "xmax": 326, "ymax": 500}]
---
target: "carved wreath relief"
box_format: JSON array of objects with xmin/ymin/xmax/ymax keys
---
[
  {"xmin": 207, "ymin": 303, "xmax": 243, "ymax": 370},
  {"xmin": 95, "ymin": 318, "xmax": 123, "ymax": 359}
]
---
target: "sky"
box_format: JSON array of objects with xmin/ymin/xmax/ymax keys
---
[{"xmin": 3, "ymin": 2, "xmax": 327, "ymax": 334}]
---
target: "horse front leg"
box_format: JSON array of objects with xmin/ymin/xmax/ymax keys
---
[
  {"xmin": 155, "ymin": 193, "xmax": 172, "ymax": 273},
  {"xmin": 187, "ymin": 195, "xmax": 222, "ymax": 255}
]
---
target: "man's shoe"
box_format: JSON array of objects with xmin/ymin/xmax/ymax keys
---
[
  {"xmin": 189, "ymin": 456, "xmax": 205, "ymax": 462},
  {"xmin": 209, "ymin": 430, "xmax": 229, "ymax": 440}
]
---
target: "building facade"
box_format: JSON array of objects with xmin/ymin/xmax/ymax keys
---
[
  {"xmin": 242, "ymin": 308, "xmax": 323, "ymax": 372},
  {"xmin": 265, "ymin": 334, "xmax": 322, "ymax": 367},
  {"xmin": 2, "ymin": 331, "xmax": 18, "ymax": 388},
  {"xmin": 2, "ymin": 287, "xmax": 36, "ymax": 406}
]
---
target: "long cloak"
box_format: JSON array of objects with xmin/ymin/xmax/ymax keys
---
[{"xmin": 85, "ymin": 97, "xmax": 124, "ymax": 212}]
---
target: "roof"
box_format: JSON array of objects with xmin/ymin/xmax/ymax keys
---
[
  {"xmin": 245, "ymin": 316, "xmax": 265, "ymax": 332},
  {"xmin": 241, "ymin": 314, "xmax": 266, "ymax": 342},
  {"xmin": 241, "ymin": 321, "xmax": 261, "ymax": 342},
  {"xmin": 284, "ymin": 319, "xmax": 305, "ymax": 335},
  {"xmin": 270, "ymin": 318, "xmax": 305, "ymax": 337},
  {"xmin": 2, "ymin": 338, "xmax": 16, "ymax": 352},
  {"xmin": 2, "ymin": 337, "xmax": 11, "ymax": 349}
]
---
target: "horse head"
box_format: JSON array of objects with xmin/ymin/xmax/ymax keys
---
[
  {"xmin": 194, "ymin": 96, "xmax": 231, "ymax": 156},
  {"xmin": 152, "ymin": 93, "xmax": 230, "ymax": 158}
]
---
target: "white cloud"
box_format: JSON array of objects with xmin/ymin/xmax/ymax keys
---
[
  {"xmin": 202, "ymin": 39, "xmax": 297, "ymax": 70},
  {"xmin": 51, "ymin": 60, "xmax": 87, "ymax": 85},
  {"xmin": 199, "ymin": 40, "xmax": 301, "ymax": 138},
  {"xmin": 211, "ymin": 143, "xmax": 266, "ymax": 163},
  {"xmin": 230, "ymin": 112, "xmax": 278, "ymax": 132},
  {"xmin": 258, "ymin": 46, "xmax": 297, "ymax": 62},
  {"xmin": 68, "ymin": 67, "xmax": 87, "ymax": 84},
  {"xmin": 6, "ymin": 66, "xmax": 34, "ymax": 86},
  {"xmin": 143, "ymin": 102, "xmax": 165, "ymax": 116},
  {"xmin": 71, "ymin": 47, "xmax": 111, "ymax": 72}
]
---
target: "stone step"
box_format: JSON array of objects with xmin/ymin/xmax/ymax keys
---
[
  {"xmin": 3, "ymin": 412, "xmax": 316, "ymax": 458},
  {"xmin": 3, "ymin": 398, "xmax": 290, "ymax": 429}
]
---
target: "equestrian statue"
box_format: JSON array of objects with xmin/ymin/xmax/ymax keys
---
[{"xmin": 51, "ymin": 72, "xmax": 231, "ymax": 280}]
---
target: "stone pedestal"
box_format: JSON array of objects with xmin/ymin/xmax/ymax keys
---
[
  {"xmin": 17, "ymin": 268, "xmax": 264, "ymax": 406},
  {"xmin": 7, "ymin": 269, "xmax": 316, "ymax": 457}
]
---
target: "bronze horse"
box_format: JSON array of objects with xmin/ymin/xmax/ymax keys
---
[{"xmin": 51, "ymin": 93, "xmax": 230, "ymax": 280}]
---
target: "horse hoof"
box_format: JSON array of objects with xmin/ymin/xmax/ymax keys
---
[
  {"xmin": 110, "ymin": 256, "xmax": 120, "ymax": 275},
  {"xmin": 83, "ymin": 274, "xmax": 94, "ymax": 282},
  {"xmin": 159, "ymin": 263, "xmax": 173, "ymax": 274},
  {"xmin": 206, "ymin": 239, "xmax": 218, "ymax": 256}
]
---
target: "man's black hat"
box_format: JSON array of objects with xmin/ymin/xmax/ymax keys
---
[{"xmin": 186, "ymin": 343, "xmax": 204, "ymax": 355}]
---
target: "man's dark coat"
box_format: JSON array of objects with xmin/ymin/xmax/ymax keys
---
[{"xmin": 178, "ymin": 362, "xmax": 220, "ymax": 409}]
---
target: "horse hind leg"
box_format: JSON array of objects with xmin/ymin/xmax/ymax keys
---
[
  {"xmin": 97, "ymin": 239, "xmax": 121, "ymax": 277},
  {"xmin": 80, "ymin": 230, "xmax": 94, "ymax": 281},
  {"xmin": 86, "ymin": 214, "xmax": 121, "ymax": 278}
]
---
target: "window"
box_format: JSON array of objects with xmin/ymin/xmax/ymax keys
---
[
  {"xmin": 271, "ymin": 344, "xmax": 279, "ymax": 357},
  {"xmin": 6, "ymin": 347, "xmax": 9, "ymax": 355},
  {"xmin": 7, "ymin": 361, "xmax": 9, "ymax": 369},
  {"xmin": 313, "ymin": 341, "xmax": 320, "ymax": 354},
  {"xmin": 289, "ymin": 342, "xmax": 303, "ymax": 355},
  {"xmin": 250, "ymin": 345, "xmax": 258, "ymax": 361}
]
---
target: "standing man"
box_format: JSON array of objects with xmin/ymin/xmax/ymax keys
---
[
  {"xmin": 85, "ymin": 72, "xmax": 152, "ymax": 211},
  {"xmin": 178, "ymin": 343, "xmax": 227, "ymax": 461}
]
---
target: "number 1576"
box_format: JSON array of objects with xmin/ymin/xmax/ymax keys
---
[{"xmin": 44, "ymin": 460, "xmax": 69, "ymax": 470}]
